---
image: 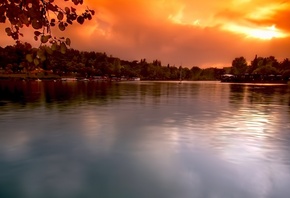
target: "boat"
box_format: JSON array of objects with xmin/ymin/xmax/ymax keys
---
[
  {"xmin": 131, "ymin": 77, "xmax": 140, "ymax": 81},
  {"xmin": 61, "ymin": 77, "xmax": 77, "ymax": 81},
  {"xmin": 76, "ymin": 77, "xmax": 89, "ymax": 81}
]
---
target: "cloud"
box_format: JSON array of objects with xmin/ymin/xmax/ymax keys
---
[{"xmin": 71, "ymin": 0, "xmax": 290, "ymax": 66}]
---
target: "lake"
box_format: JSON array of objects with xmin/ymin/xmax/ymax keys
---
[{"xmin": 0, "ymin": 80, "xmax": 290, "ymax": 198}]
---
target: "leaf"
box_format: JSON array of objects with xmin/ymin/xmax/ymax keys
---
[
  {"xmin": 32, "ymin": 19, "xmax": 42, "ymax": 29},
  {"xmin": 34, "ymin": 58, "xmax": 40, "ymax": 66},
  {"xmin": 51, "ymin": 43, "xmax": 57, "ymax": 51},
  {"xmin": 67, "ymin": 19, "xmax": 72, "ymax": 25},
  {"xmin": 65, "ymin": 7, "xmax": 70, "ymax": 14},
  {"xmin": 34, "ymin": 31, "xmax": 41, "ymax": 36},
  {"xmin": 87, "ymin": 14, "xmax": 92, "ymax": 20},
  {"xmin": 37, "ymin": 49, "xmax": 46, "ymax": 62},
  {"xmin": 12, "ymin": 33, "xmax": 19, "ymax": 40},
  {"xmin": 57, "ymin": 12, "xmax": 64, "ymax": 20},
  {"xmin": 45, "ymin": 46, "xmax": 53, "ymax": 55},
  {"xmin": 10, "ymin": 19, "xmax": 17, "ymax": 25},
  {"xmin": 5, "ymin": 27, "xmax": 11, "ymax": 36},
  {"xmin": 71, "ymin": 7, "xmax": 76, "ymax": 12},
  {"xmin": 65, "ymin": 38, "xmax": 71, "ymax": 46},
  {"xmin": 19, "ymin": 14, "xmax": 29, "ymax": 26},
  {"xmin": 47, "ymin": 3, "xmax": 58, "ymax": 11},
  {"xmin": 0, "ymin": 16, "xmax": 6, "ymax": 23},
  {"xmin": 77, "ymin": 16, "xmax": 84, "ymax": 24},
  {"xmin": 26, "ymin": 54, "xmax": 33, "ymax": 63},
  {"xmin": 37, "ymin": 49, "xmax": 43, "ymax": 57},
  {"xmin": 58, "ymin": 22, "xmax": 65, "ymax": 31},
  {"xmin": 60, "ymin": 42, "xmax": 67, "ymax": 54},
  {"xmin": 40, "ymin": 35, "xmax": 50, "ymax": 43}
]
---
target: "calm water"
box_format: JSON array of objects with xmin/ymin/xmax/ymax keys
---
[{"xmin": 0, "ymin": 80, "xmax": 290, "ymax": 198}]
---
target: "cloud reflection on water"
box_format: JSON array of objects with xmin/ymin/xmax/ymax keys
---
[{"xmin": 1, "ymin": 81, "xmax": 290, "ymax": 198}]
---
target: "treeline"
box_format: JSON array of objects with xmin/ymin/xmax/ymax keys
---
[
  {"xmin": 229, "ymin": 56, "xmax": 290, "ymax": 77},
  {"xmin": 0, "ymin": 43, "xmax": 223, "ymax": 80},
  {"xmin": 1, "ymin": 42, "xmax": 290, "ymax": 80}
]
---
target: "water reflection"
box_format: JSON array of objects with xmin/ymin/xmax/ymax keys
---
[{"xmin": 1, "ymin": 81, "xmax": 290, "ymax": 198}]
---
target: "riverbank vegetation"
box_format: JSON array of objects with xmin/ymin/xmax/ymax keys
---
[
  {"xmin": 0, "ymin": 43, "xmax": 223, "ymax": 80},
  {"xmin": 0, "ymin": 43, "xmax": 290, "ymax": 81},
  {"xmin": 230, "ymin": 56, "xmax": 290, "ymax": 77}
]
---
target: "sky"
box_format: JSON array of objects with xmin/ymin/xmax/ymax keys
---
[{"xmin": 1, "ymin": 0, "xmax": 290, "ymax": 68}]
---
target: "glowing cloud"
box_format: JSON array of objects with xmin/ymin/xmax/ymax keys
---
[{"xmin": 223, "ymin": 24, "xmax": 288, "ymax": 40}]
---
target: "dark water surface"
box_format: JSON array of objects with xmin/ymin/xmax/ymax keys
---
[{"xmin": 1, "ymin": 80, "xmax": 290, "ymax": 198}]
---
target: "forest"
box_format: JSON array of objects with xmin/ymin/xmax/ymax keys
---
[{"xmin": 0, "ymin": 42, "xmax": 290, "ymax": 81}]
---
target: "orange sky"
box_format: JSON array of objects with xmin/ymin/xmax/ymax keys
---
[{"xmin": 1, "ymin": 0, "xmax": 290, "ymax": 68}]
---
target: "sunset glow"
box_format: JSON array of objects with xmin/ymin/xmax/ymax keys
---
[
  {"xmin": 224, "ymin": 24, "xmax": 288, "ymax": 40},
  {"xmin": 1, "ymin": 0, "xmax": 290, "ymax": 68}
]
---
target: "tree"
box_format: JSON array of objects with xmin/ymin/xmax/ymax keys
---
[
  {"xmin": 231, "ymin": 56, "xmax": 247, "ymax": 75},
  {"xmin": 1, "ymin": 0, "xmax": 94, "ymax": 67},
  {"xmin": 113, "ymin": 58, "xmax": 121, "ymax": 76},
  {"xmin": 253, "ymin": 65, "xmax": 278, "ymax": 75},
  {"xmin": 264, "ymin": 56, "xmax": 279, "ymax": 69},
  {"xmin": 1, "ymin": 0, "xmax": 94, "ymax": 48},
  {"xmin": 280, "ymin": 58, "xmax": 290, "ymax": 72},
  {"xmin": 249, "ymin": 56, "xmax": 280, "ymax": 75},
  {"xmin": 248, "ymin": 55, "xmax": 263, "ymax": 74}
]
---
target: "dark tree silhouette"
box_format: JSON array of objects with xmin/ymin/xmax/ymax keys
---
[
  {"xmin": 232, "ymin": 56, "xmax": 247, "ymax": 75},
  {"xmin": 0, "ymin": 0, "xmax": 94, "ymax": 48},
  {"xmin": 1, "ymin": 0, "xmax": 94, "ymax": 65}
]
